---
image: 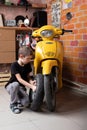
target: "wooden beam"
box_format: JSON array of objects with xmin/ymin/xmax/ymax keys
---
[{"xmin": 31, "ymin": 3, "xmax": 47, "ymax": 9}]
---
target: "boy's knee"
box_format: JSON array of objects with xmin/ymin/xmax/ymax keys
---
[
  {"xmin": 11, "ymin": 82, "xmax": 19, "ymax": 91},
  {"xmin": 6, "ymin": 82, "xmax": 19, "ymax": 94},
  {"xmin": 13, "ymin": 82, "xmax": 19, "ymax": 87}
]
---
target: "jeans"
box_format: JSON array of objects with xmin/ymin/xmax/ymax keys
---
[{"xmin": 6, "ymin": 82, "xmax": 29, "ymax": 106}]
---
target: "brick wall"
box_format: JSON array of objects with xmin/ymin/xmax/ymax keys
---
[{"xmin": 47, "ymin": 0, "xmax": 87, "ymax": 85}]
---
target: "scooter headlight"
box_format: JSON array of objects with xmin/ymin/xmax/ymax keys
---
[{"xmin": 40, "ymin": 30, "xmax": 53, "ymax": 37}]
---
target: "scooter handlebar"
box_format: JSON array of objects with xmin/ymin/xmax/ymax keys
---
[{"xmin": 62, "ymin": 29, "xmax": 73, "ymax": 35}]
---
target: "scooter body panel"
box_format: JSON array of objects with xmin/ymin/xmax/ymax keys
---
[
  {"xmin": 41, "ymin": 60, "xmax": 58, "ymax": 74},
  {"xmin": 34, "ymin": 40, "xmax": 63, "ymax": 88}
]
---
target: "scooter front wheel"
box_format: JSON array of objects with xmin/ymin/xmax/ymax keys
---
[
  {"xmin": 44, "ymin": 74, "xmax": 56, "ymax": 112},
  {"xmin": 30, "ymin": 74, "xmax": 44, "ymax": 111}
]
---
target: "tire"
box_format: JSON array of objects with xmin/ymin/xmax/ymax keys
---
[
  {"xmin": 44, "ymin": 67, "xmax": 58, "ymax": 112},
  {"xmin": 29, "ymin": 88, "xmax": 35, "ymax": 103},
  {"xmin": 30, "ymin": 74, "xmax": 44, "ymax": 111}
]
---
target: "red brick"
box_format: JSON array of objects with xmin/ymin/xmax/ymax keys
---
[
  {"xmin": 77, "ymin": 77, "xmax": 87, "ymax": 84},
  {"xmin": 63, "ymin": 57, "xmax": 73, "ymax": 62},
  {"xmin": 69, "ymin": 62, "xmax": 79, "ymax": 70},
  {"xmin": 79, "ymin": 53, "xmax": 87, "ymax": 58},
  {"xmin": 60, "ymin": 35, "xmax": 67, "ymax": 40},
  {"xmin": 70, "ymin": 17, "xmax": 78, "ymax": 23},
  {"xmin": 73, "ymin": 29, "xmax": 79, "ymax": 34},
  {"xmin": 73, "ymin": 70, "xmax": 83, "ymax": 77},
  {"xmin": 75, "ymin": 34, "xmax": 82, "ymax": 40},
  {"xmin": 83, "ymin": 47, "xmax": 87, "ymax": 52},
  {"xmin": 83, "ymin": 34, "xmax": 87, "ymax": 40},
  {"xmin": 73, "ymin": 58, "xmax": 87, "ymax": 64},
  {"xmin": 79, "ymin": 16, "xmax": 87, "ymax": 22},
  {"xmin": 75, "ymin": 23, "xmax": 83, "ymax": 28},
  {"xmin": 79, "ymin": 64, "xmax": 87, "ymax": 71},
  {"xmin": 63, "ymin": 72, "xmax": 77, "ymax": 81},
  {"xmin": 84, "ymin": 72, "xmax": 87, "ymax": 77},
  {"xmin": 82, "ymin": 0, "xmax": 87, "ymax": 3},
  {"xmin": 75, "ymin": 12, "xmax": 83, "ymax": 17},
  {"xmin": 70, "ymin": 41, "xmax": 78, "ymax": 46},
  {"xmin": 83, "ymin": 10, "xmax": 87, "ymax": 15},
  {"xmin": 79, "ymin": 29, "xmax": 87, "ymax": 33},
  {"xmin": 71, "ymin": 52, "xmax": 79, "ymax": 58},
  {"xmin": 83, "ymin": 22, "xmax": 87, "ymax": 26},
  {"xmin": 71, "ymin": 7, "xmax": 78, "ymax": 12},
  {"xmin": 80, "ymin": 4, "xmax": 87, "ymax": 10},
  {"xmin": 74, "ymin": 47, "xmax": 82, "ymax": 52},
  {"xmin": 64, "ymin": 46, "xmax": 73, "ymax": 52},
  {"xmin": 74, "ymin": 0, "xmax": 82, "ymax": 5},
  {"xmin": 65, "ymin": 35, "xmax": 75, "ymax": 40},
  {"xmin": 62, "ymin": 41, "xmax": 70, "ymax": 46},
  {"xmin": 67, "ymin": 24, "xmax": 74, "ymax": 29},
  {"xmin": 79, "ymin": 41, "xmax": 87, "ymax": 46},
  {"xmin": 64, "ymin": 52, "xmax": 71, "ymax": 57}
]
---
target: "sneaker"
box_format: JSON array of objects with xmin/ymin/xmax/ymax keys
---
[
  {"xmin": 17, "ymin": 102, "xmax": 25, "ymax": 109},
  {"xmin": 10, "ymin": 103, "xmax": 21, "ymax": 114}
]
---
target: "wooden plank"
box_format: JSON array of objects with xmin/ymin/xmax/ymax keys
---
[
  {"xmin": 0, "ymin": 73, "xmax": 10, "ymax": 86},
  {"xmin": 0, "ymin": 29, "xmax": 15, "ymax": 41},
  {"xmin": 32, "ymin": 3, "xmax": 47, "ymax": 8},
  {"xmin": 0, "ymin": 52, "xmax": 15, "ymax": 63},
  {"xmin": 0, "ymin": 78, "xmax": 10, "ymax": 82},
  {"xmin": 0, "ymin": 41, "xmax": 15, "ymax": 52},
  {"xmin": 0, "ymin": 82, "xmax": 7, "ymax": 86},
  {"xmin": 0, "ymin": 4, "xmax": 47, "ymax": 9},
  {"xmin": 0, "ymin": 73, "xmax": 11, "ymax": 78},
  {"xmin": 0, "ymin": 27, "xmax": 37, "ymax": 31}
]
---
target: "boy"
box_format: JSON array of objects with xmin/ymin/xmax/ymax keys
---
[{"xmin": 5, "ymin": 46, "xmax": 36, "ymax": 114}]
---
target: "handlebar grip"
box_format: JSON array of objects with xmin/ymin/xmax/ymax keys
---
[
  {"xmin": 61, "ymin": 29, "xmax": 73, "ymax": 35},
  {"xmin": 64, "ymin": 29, "xmax": 73, "ymax": 32}
]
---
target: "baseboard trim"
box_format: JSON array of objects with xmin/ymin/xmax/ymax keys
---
[{"xmin": 63, "ymin": 78, "xmax": 87, "ymax": 94}]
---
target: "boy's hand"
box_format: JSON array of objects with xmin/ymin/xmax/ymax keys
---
[
  {"xmin": 32, "ymin": 85, "xmax": 36, "ymax": 92},
  {"xmin": 29, "ymin": 79, "xmax": 36, "ymax": 86},
  {"xmin": 29, "ymin": 79, "xmax": 37, "ymax": 92}
]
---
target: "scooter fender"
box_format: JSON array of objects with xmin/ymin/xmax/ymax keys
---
[{"xmin": 41, "ymin": 60, "xmax": 58, "ymax": 75}]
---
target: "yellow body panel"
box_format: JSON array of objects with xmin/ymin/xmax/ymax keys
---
[
  {"xmin": 41, "ymin": 60, "xmax": 58, "ymax": 75},
  {"xmin": 34, "ymin": 40, "xmax": 63, "ymax": 73}
]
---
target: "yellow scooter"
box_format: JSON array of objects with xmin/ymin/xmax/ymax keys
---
[{"xmin": 30, "ymin": 25, "xmax": 72, "ymax": 111}]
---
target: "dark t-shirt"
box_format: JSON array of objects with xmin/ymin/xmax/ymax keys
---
[{"xmin": 5, "ymin": 61, "xmax": 32, "ymax": 88}]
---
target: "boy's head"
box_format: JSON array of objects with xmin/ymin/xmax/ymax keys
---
[{"xmin": 18, "ymin": 46, "xmax": 33, "ymax": 65}]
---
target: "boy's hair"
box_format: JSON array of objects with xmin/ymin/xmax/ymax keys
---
[{"xmin": 18, "ymin": 46, "xmax": 33, "ymax": 57}]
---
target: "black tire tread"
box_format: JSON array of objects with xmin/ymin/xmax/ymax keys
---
[{"xmin": 30, "ymin": 74, "xmax": 44, "ymax": 111}]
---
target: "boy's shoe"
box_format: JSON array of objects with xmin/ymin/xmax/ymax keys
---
[
  {"xmin": 10, "ymin": 103, "xmax": 21, "ymax": 114},
  {"xmin": 17, "ymin": 102, "xmax": 25, "ymax": 109}
]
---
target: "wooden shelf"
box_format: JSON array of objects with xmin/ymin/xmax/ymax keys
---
[
  {"xmin": 31, "ymin": 3, "xmax": 47, "ymax": 9},
  {"xmin": 0, "ymin": 3, "xmax": 47, "ymax": 9},
  {"xmin": 0, "ymin": 26, "xmax": 38, "ymax": 31},
  {"xmin": 0, "ymin": 26, "xmax": 38, "ymax": 63}
]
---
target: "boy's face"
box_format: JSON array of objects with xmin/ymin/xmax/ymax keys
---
[{"xmin": 21, "ymin": 55, "xmax": 32, "ymax": 65}]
